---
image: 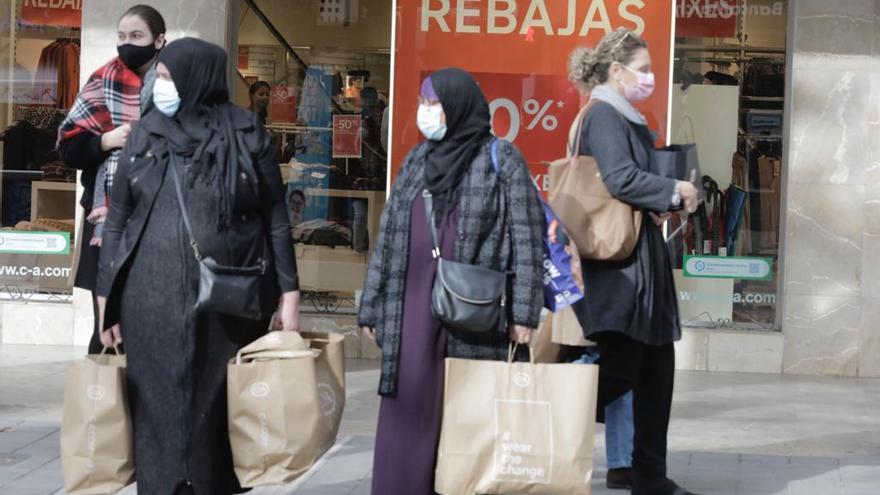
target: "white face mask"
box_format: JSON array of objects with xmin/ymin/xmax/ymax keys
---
[
  {"xmin": 152, "ymin": 78, "xmax": 181, "ymax": 117},
  {"xmin": 417, "ymin": 104, "xmax": 447, "ymax": 141}
]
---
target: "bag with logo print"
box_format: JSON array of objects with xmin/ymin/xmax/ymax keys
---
[
  {"xmin": 227, "ymin": 330, "xmax": 346, "ymax": 487},
  {"xmin": 60, "ymin": 349, "xmax": 133, "ymax": 495},
  {"xmin": 435, "ymin": 346, "xmax": 598, "ymax": 494}
]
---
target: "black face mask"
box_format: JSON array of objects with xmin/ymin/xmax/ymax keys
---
[{"xmin": 117, "ymin": 43, "xmax": 157, "ymax": 71}]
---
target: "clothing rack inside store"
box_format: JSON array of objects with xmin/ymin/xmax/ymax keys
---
[
  {"xmin": 740, "ymin": 133, "xmax": 783, "ymax": 140},
  {"xmin": 675, "ymin": 44, "xmax": 786, "ymax": 55}
]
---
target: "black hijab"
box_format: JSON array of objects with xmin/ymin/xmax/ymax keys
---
[
  {"xmin": 423, "ymin": 68, "xmax": 492, "ymax": 215},
  {"xmin": 155, "ymin": 38, "xmax": 257, "ymax": 229}
]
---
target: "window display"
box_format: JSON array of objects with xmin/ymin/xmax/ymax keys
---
[
  {"xmin": 670, "ymin": 0, "xmax": 788, "ymax": 330},
  {"xmin": 0, "ymin": 2, "xmax": 82, "ymax": 299},
  {"xmin": 237, "ymin": 0, "xmax": 391, "ymax": 301}
]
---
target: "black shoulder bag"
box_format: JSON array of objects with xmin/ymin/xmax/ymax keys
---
[
  {"xmin": 423, "ymin": 190, "xmax": 507, "ymax": 333},
  {"xmin": 171, "ymin": 161, "xmax": 266, "ymax": 320}
]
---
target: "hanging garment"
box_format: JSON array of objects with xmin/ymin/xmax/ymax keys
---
[
  {"xmin": 758, "ymin": 156, "xmax": 782, "ymax": 250},
  {"xmin": 731, "ymin": 152, "xmax": 752, "ymax": 256},
  {"xmin": 32, "ymin": 39, "xmax": 80, "ymax": 109}
]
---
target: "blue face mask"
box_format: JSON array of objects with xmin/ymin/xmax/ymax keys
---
[{"xmin": 152, "ymin": 78, "xmax": 181, "ymax": 117}]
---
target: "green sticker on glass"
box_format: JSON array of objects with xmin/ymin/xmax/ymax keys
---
[
  {"xmin": 0, "ymin": 231, "xmax": 71, "ymax": 255},
  {"xmin": 683, "ymin": 255, "xmax": 773, "ymax": 281}
]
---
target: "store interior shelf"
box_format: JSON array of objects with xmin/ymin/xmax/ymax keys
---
[
  {"xmin": 741, "ymin": 96, "xmax": 785, "ymax": 101},
  {"xmin": 30, "ymin": 181, "xmax": 75, "ymax": 223},
  {"xmin": 675, "ymin": 44, "xmax": 786, "ymax": 54}
]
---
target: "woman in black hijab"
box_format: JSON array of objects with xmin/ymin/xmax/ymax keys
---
[
  {"xmin": 359, "ymin": 67, "xmax": 545, "ymax": 494},
  {"xmin": 95, "ymin": 38, "xmax": 301, "ymax": 494}
]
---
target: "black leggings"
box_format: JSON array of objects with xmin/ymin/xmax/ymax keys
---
[{"xmin": 592, "ymin": 331, "xmax": 675, "ymax": 481}]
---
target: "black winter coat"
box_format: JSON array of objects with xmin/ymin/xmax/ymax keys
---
[
  {"xmin": 96, "ymin": 108, "xmax": 299, "ymax": 320},
  {"xmin": 93, "ymin": 107, "xmax": 299, "ymax": 494},
  {"xmin": 570, "ymin": 101, "xmax": 682, "ymax": 346}
]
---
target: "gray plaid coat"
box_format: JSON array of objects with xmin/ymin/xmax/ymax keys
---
[{"xmin": 358, "ymin": 138, "xmax": 545, "ymax": 396}]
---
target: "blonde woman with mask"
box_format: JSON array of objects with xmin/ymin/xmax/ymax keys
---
[{"xmin": 567, "ymin": 29, "xmax": 699, "ymax": 495}]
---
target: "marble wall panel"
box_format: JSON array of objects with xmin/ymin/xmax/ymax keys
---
[
  {"xmin": 859, "ymin": 298, "xmax": 880, "ymax": 377},
  {"xmin": 782, "ymin": 1, "xmax": 880, "ymax": 377},
  {"xmin": 783, "ymin": 184, "xmax": 863, "ymax": 298},
  {"xmin": 783, "ymin": 295, "xmax": 861, "ymax": 376}
]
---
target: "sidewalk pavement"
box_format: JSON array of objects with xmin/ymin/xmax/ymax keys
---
[{"xmin": 1, "ymin": 343, "xmax": 879, "ymax": 495}]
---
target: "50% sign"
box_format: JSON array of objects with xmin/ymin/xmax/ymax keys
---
[{"xmin": 489, "ymin": 98, "xmax": 563, "ymax": 142}]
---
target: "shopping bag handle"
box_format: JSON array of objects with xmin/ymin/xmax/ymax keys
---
[
  {"xmin": 235, "ymin": 348, "xmax": 318, "ymax": 365},
  {"xmin": 507, "ymin": 343, "xmax": 535, "ymax": 365},
  {"xmin": 99, "ymin": 345, "xmax": 122, "ymax": 356}
]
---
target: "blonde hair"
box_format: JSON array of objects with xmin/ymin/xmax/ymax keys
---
[{"xmin": 568, "ymin": 29, "xmax": 648, "ymax": 89}]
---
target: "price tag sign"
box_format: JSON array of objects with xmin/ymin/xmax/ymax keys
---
[{"xmin": 332, "ymin": 115, "xmax": 362, "ymax": 159}]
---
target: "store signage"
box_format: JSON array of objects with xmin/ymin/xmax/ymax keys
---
[
  {"xmin": 683, "ymin": 255, "xmax": 773, "ymax": 280},
  {"xmin": 270, "ymin": 85, "xmax": 298, "ymax": 124},
  {"xmin": 675, "ymin": 0, "xmax": 738, "ymax": 38},
  {"xmin": 391, "ymin": 0, "xmax": 675, "ymax": 197},
  {"xmin": 20, "ymin": 0, "xmax": 82, "ymax": 28},
  {"xmin": 332, "ymin": 115, "xmax": 363, "ymax": 158},
  {"xmin": 0, "ymin": 232, "xmax": 70, "ymax": 255}
]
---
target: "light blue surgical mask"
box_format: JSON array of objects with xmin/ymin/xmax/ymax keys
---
[
  {"xmin": 417, "ymin": 104, "xmax": 447, "ymax": 141},
  {"xmin": 152, "ymin": 78, "xmax": 181, "ymax": 117}
]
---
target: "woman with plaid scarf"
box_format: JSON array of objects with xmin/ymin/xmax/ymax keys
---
[{"xmin": 58, "ymin": 5, "xmax": 166, "ymax": 354}]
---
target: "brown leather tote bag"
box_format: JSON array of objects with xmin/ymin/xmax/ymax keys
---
[{"xmin": 548, "ymin": 103, "xmax": 642, "ymax": 261}]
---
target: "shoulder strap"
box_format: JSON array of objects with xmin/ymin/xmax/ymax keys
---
[
  {"xmin": 421, "ymin": 190, "xmax": 441, "ymax": 258},
  {"xmin": 490, "ymin": 138, "xmax": 500, "ymax": 175},
  {"xmin": 169, "ymin": 157, "xmax": 203, "ymax": 261},
  {"xmin": 567, "ymin": 101, "xmax": 596, "ymax": 158}
]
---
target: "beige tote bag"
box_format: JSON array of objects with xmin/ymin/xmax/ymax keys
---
[
  {"xmin": 227, "ymin": 330, "xmax": 345, "ymax": 487},
  {"xmin": 551, "ymin": 305, "xmax": 593, "ymax": 347},
  {"xmin": 549, "ymin": 103, "xmax": 642, "ymax": 261},
  {"xmin": 60, "ymin": 349, "xmax": 134, "ymax": 495},
  {"xmin": 435, "ymin": 347, "xmax": 599, "ymax": 494}
]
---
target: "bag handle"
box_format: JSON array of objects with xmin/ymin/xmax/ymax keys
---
[
  {"xmin": 235, "ymin": 349, "xmax": 318, "ymax": 365},
  {"xmin": 567, "ymin": 101, "xmax": 596, "ymax": 161},
  {"xmin": 507, "ymin": 343, "xmax": 535, "ymax": 365},
  {"xmin": 169, "ymin": 156, "xmax": 203, "ymax": 261},
  {"xmin": 99, "ymin": 345, "xmax": 122, "ymax": 356}
]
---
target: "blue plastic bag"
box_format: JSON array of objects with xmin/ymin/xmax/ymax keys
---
[{"xmin": 490, "ymin": 140, "xmax": 584, "ymax": 311}]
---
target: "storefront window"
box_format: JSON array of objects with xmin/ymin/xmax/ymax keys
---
[
  {"xmin": 389, "ymin": 1, "xmax": 676, "ymax": 199},
  {"xmin": 670, "ymin": 0, "xmax": 788, "ymax": 330},
  {"xmin": 236, "ymin": 0, "xmax": 391, "ymax": 309},
  {"xmin": 0, "ymin": 1, "xmax": 81, "ymax": 301}
]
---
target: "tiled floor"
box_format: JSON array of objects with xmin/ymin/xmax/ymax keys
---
[{"xmin": 1, "ymin": 344, "xmax": 879, "ymax": 494}]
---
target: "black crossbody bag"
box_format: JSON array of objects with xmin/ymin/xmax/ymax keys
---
[
  {"xmin": 171, "ymin": 162, "xmax": 266, "ymax": 320},
  {"xmin": 423, "ymin": 190, "xmax": 507, "ymax": 333}
]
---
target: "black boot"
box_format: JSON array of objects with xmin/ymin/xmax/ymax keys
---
[{"xmin": 606, "ymin": 467, "xmax": 634, "ymax": 489}]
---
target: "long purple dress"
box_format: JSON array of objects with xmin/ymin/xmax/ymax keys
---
[{"xmin": 371, "ymin": 195, "xmax": 457, "ymax": 495}]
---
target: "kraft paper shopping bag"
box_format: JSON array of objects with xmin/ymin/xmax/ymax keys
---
[
  {"xmin": 60, "ymin": 349, "xmax": 133, "ymax": 495},
  {"xmin": 529, "ymin": 316, "xmax": 561, "ymax": 364},
  {"xmin": 552, "ymin": 305, "xmax": 593, "ymax": 347},
  {"xmin": 227, "ymin": 330, "xmax": 346, "ymax": 487},
  {"xmin": 435, "ymin": 347, "xmax": 599, "ymax": 494}
]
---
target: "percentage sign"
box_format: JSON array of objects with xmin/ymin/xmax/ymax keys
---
[{"xmin": 523, "ymin": 99, "xmax": 558, "ymax": 131}]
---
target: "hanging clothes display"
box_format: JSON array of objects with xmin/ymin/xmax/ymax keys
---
[
  {"xmin": 758, "ymin": 155, "xmax": 782, "ymax": 250},
  {"xmin": 32, "ymin": 38, "xmax": 80, "ymax": 109},
  {"xmin": 730, "ymin": 151, "xmax": 752, "ymax": 256}
]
